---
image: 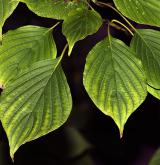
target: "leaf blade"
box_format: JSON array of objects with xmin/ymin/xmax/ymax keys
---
[
  {"xmin": 130, "ymin": 29, "xmax": 160, "ymax": 94},
  {"xmin": 0, "ymin": 59, "xmax": 72, "ymax": 158},
  {"xmin": 21, "ymin": 0, "xmax": 88, "ymax": 20},
  {"xmin": 83, "ymin": 37, "xmax": 147, "ymax": 134},
  {"xmin": 0, "ymin": 25, "xmax": 57, "ymax": 85},
  {"xmin": 62, "ymin": 9, "xmax": 102, "ymax": 55},
  {"xmin": 113, "ymin": 0, "xmax": 160, "ymax": 27}
]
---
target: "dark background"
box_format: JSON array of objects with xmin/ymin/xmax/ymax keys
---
[{"xmin": 1, "ymin": 1, "xmax": 160, "ymax": 165}]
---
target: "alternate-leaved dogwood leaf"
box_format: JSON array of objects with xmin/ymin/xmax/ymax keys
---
[
  {"xmin": 131, "ymin": 29, "xmax": 160, "ymax": 91},
  {"xmin": 0, "ymin": 0, "xmax": 19, "ymax": 42},
  {"xmin": 113, "ymin": 0, "xmax": 160, "ymax": 27},
  {"xmin": 83, "ymin": 37, "xmax": 147, "ymax": 135},
  {"xmin": 62, "ymin": 9, "xmax": 102, "ymax": 55},
  {"xmin": 0, "ymin": 59, "xmax": 72, "ymax": 159},
  {"xmin": 0, "ymin": 25, "xmax": 57, "ymax": 86},
  {"xmin": 20, "ymin": 0, "xmax": 88, "ymax": 20}
]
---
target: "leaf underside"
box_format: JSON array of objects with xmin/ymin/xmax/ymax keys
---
[
  {"xmin": 0, "ymin": 26, "xmax": 72, "ymax": 158},
  {"xmin": 0, "ymin": 59, "xmax": 72, "ymax": 158},
  {"xmin": 83, "ymin": 37, "xmax": 147, "ymax": 134}
]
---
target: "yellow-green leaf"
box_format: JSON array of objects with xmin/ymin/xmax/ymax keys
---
[
  {"xmin": 131, "ymin": 29, "xmax": 160, "ymax": 97},
  {"xmin": 0, "ymin": 59, "xmax": 72, "ymax": 158},
  {"xmin": 83, "ymin": 37, "xmax": 147, "ymax": 134},
  {"xmin": 113, "ymin": 0, "xmax": 160, "ymax": 27},
  {"xmin": 20, "ymin": 0, "xmax": 88, "ymax": 20}
]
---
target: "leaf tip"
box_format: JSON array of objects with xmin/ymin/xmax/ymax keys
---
[
  {"xmin": 10, "ymin": 152, "xmax": 15, "ymax": 163},
  {"xmin": 116, "ymin": 122, "xmax": 125, "ymax": 139},
  {"xmin": 9, "ymin": 143, "xmax": 19, "ymax": 162},
  {"xmin": 120, "ymin": 129, "xmax": 124, "ymax": 139}
]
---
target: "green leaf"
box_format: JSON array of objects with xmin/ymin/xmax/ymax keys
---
[
  {"xmin": 83, "ymin": 37, "xmax": 147, "ymax": 134},
  {"xmin": 20, "ymin": 0, "xmax": 88, "ymax": 20},
  {"xmin": 0, "ymin": 59, "xmax": 72, "ymax": 158},
  {"xmin": 113, "ymin": 0, "xmax": 160, "ymax": 27},
  {"xmin": 0, "ymin": 0, "xmax": 19, "ymax": 42},
  {"xmin": 149, "ymin": 148, "xmax": 160, "ymax": 165},
  {"xmin": 130, "ymin": 29, "xmax": 160, "ymax": 90},
  {"xmin": 0, "ymin": 25, "xmax": 57, "ymax": 85},
  {"xmin": 62, "ymin": 9, "xmax": 102, "ymax": 55}
]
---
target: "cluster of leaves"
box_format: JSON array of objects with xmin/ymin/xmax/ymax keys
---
[{"xmin": 0, "ymin": 0, "xmax": 160, "ymax": 160}]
